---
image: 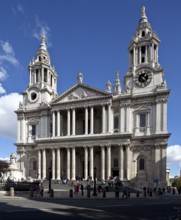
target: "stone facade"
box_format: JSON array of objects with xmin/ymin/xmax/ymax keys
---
[{"xmin": 15, "ymin": 7, "xmax": 170, "ymax": 189}]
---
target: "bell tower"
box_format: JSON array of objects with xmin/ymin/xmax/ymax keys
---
[
  {"xmin": 124, "ymin": 6, "xmax": 167, "ymax": 94},
  {"xmin": 23, "ymin": 36, "xmax": 58, "ymax": 108}
]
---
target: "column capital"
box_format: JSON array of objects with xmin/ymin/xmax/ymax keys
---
[
  {"xmin": 106, "ymin": 144, "xmax": 111, "ymax": 147},
  {"xmin": 83, "ymin": 145, "xmax": 89, "ymax": 149},
  {"xmin": 100, "ymin": 145, "xmax": 105, "ymax": 149}
]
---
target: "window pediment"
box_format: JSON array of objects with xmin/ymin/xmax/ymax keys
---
[{"xmin": 134, "ymin": 105, "xmax": 150, "ymax": 113}]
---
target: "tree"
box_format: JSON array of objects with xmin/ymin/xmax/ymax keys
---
[{"xmin": 172, "ymin": 177, "xmax": 181, "ymax": 188}]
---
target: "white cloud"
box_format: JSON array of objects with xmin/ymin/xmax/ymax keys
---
[
  {"xmin": 167, "ymin": 145, "xmax": 181, "ymax": 169},
  {"xmin": 1, "ymin": 41, "xmax": 15, "ymax": 55},
  {"xmin": 0, "ymin": 83, "xmax": 6, "ymax": 94},
  {"xmin": 0, "ymin": 67, "xmax": 7, "ymax": 81},
  {"xmin": 12, "ymin": 4, "xmax": 24, "ymax": 15},
  {"xmin": 0, "ymin": 157, "xmax": 10, "ymax": 161},
  {"xmin": 0, "ymin": 54, "xmax": 19, "ymax": 65},
  {"xmin": 17, "ymin": 4, "xmax": 24, "ymax": 14},
  {"xmin": 0, "ymin": 41, "xmax": 19, "ymax": 66},
  {"xmin": 0, "ymin": 93, "xmax": 22, "ymax": 138},
  {"xmin": 167, "ymin": 145, "xmax": 181, "ymax": 162},
  {"xmin": 33, "ymin": 16, "xmax": 51, "ymax": 47}
]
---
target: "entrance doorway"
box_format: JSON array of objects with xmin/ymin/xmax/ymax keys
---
[{"xmin": 113, "ymin": 170, "xmax": 119, "ymax": 177}]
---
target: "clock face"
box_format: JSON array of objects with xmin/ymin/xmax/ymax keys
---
[
  {"xmin": 28, "ymin": 90, "xmax": 39, "ymax": 103},
  {"xmin": 135, "ymin": 70, "xmax": 152, "ymax": 87}
]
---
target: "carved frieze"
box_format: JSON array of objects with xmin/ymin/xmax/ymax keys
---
[{"xmin": 131, "ymin": 145, "xmax": 152, "ymax": 152}]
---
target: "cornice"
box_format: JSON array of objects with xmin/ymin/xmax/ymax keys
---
[
  {"xmin": 51, "ymin": 96, "xmax": 112, "ymax": 110},
  {"xmin": 35, "ymin": 133, "xmax": 132, "ymax": 145}
]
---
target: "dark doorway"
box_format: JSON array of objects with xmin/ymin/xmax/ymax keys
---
[{"xmin": 113, "ymin": 170, "xmax": 119, "ymax": 177}]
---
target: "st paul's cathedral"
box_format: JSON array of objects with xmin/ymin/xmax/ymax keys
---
[{"xmin": 15, "ymin": 7, "xmax": 170, "ymax": 189}]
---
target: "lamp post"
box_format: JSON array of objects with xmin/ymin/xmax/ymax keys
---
[
  {"xmin": 48, "ymin": 167, "xmax": 52, "ymax": 193},
  {"xmin": 92, "ymin": 167, "xmax": 97, "ymax": 196}
]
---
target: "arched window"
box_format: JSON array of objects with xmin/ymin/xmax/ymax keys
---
[
  {"xmin": 142, "ymin": 31, "xmax": 145, "ymax": 37},
  {"xmin": 139, "ymin": 158, "xmax": 145, "ymax": 170},
  {"xmin": 33, "ymin": 161, "xmax": 37, "ymax": 170}
]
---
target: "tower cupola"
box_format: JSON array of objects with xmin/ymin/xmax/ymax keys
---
[
  {"xmin": 128, "ymin": 6, "xmax": 160, "ymax": 72},
  {"xmin": 25, "ymin": 36, "xmax": 58, "ymax": 107}
]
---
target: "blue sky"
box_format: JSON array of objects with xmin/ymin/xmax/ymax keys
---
[{"xmin": 0, "ymin": 0, "xmax": 180, "ymax": 177}]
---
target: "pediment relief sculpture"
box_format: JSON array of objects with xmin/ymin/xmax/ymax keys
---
[{"xmin": 68, "ymin": 91, "xmax": 88, "ymax": 100}]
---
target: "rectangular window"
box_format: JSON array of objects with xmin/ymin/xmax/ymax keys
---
[
  {"xmin": 32, "ymin": 125, "xmax": 36, "ymax": 136},
  {"xmin": 50, "ymin": 122, "xmax": 52, "ymax": 137},
  {"xmin": 44, "ymin": 68, "xmax": 47, "ymax": 82},
  {"xmin": 114, "ymin": 116, "xmax": 119, "ymax": 130},
  {"xmin": 140, "ymin": 114, "xmax": 146, "ymax": 127},
  {"xmin": 36, "ymin": 69, "xmax": 39, "ymax": 83}
]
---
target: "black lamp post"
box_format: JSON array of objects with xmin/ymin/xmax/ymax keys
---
[
  {"xmin": 92, "ymin": 167, "xmax": 97, "ymax": 196},
  {"xmin": 48, "ymin": 167, "xmax": 52, "ymax": 193}
]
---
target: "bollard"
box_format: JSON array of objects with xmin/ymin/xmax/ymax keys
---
[
  {"xmin": 149, "ymin": 191, "xmax": 152, "ymax": 197},
  {"xmin": 10, "ymin": 187, "xmax": 14, "ymax": 197},
  {"xmin": 50, "ymin": 189, "xmax": 54, "ymax": 198},
  {"xmin": 40, "ymin": 189, "xmax": 43, "ymax": 197},
  {"xmin": 87, "ymin": 190, "xmax": 90, "ymax": 198},
  {"xmin": 136, "ymin": 191, "xmax": 139, "ymax": 197},
  {"xmin": 103, "ymin": 190, "xmax": 106, "ymax": 198},
  {"xmin": 115, "ymin": 190, "xmax": 119, "ymax": 198},
  {"xmin": 69, "ymin": 189, "xmax": 73, "ymax": 198},
  {"xmin": 29, "ymin": 187, "xmax": 34, "ymax": 197}
]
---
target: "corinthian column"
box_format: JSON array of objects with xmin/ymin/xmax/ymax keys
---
[
  {"xmin": 162, "ymin": 100, "xmax": 167, "ymax": 132},
  {"xmin": 107, "ymin": 145, "xmax": 111, "ymax": 179},
  {"xmin": 126, "ymin": 145, "xmax": 130, "ymax": 180},
  {"xmin": 101, "ymin": 146, "xmax": 105, "ymax": 180},
  {"xmin": 108, "ymin": 104, "xmax": 112, "ymax": 133},
  {"xmin": 72, "ymin": 147, "xmax": 76, "ymax": 180},
  {"xmin": 67, "ymin": 148, "xmax": 70, "ymax": 180},
  {"xmin": 90, "ymin": 146, "xmax": 94, "ymax": 178},
  {"xmin": 38, "ymin": 149, "xmax": 41, "ymax": 180},
  {"xmin": 42, "ymin": 149, "xmax": 46, "ymax": 179},
  {"xmin": 67, "ymin": 109, "xmax": 70, "ymax": 136},
  {"xmin": 156, "ymin": 100, "xmax": 161, "ymax": 133},
  {"xmin": 102, "ymin": 105, "xmax": 106, "ymax": 133},
  {"xmin": 57, "ymin": 111, "xmax": 60, "ymax": 136},
  {"xmin": 56, "ymin": 148, "xmax": 61, "ymax": 180},
  {"xmin": 85, "ymin": 107, "xmax": 88, "ymax": 135},
  {"xmin": 84, "ymin": 147, "xmax": 88, "ymax": 180},
  {"xmin": 90, "ymin": 106, "xmax": 94, "ymax": 134},
  {"xmin": 52, "ymin": 149, "xmax": 55, "ymax": 179},
  {"xmin": 119, "ymin": 146, "xmax": 123, "ymax": 180},
  {"xmin": 72, "ymin": 108, "xmax": 76, "ymax": 135},
  {"xmin": 52, "ymin": 112, "xmax": 55, "ymax": 137}
]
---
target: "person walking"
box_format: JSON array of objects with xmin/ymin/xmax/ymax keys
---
[
  {"xmin": 122, "ymin": 187, "xmax": 128, "ymax": 199},
  {"xmin": 80, "ymin": 184, "xmax": 84, "ymax": 196}
]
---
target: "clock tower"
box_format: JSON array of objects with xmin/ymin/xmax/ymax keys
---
[
  {"xmin": 122, "ymin": 6, "xmax": 170, "ymax": 187},
  {"xmin": 124, "ymin": 6, "xmax": 167, "ymax": 95},
  {"xmin": 22, "ymin": 36, "xmax": 58, "ymax": 109}
]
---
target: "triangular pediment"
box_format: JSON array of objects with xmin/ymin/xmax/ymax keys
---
[{"xmin": 52, "ymin": 83, "xmax": 111, "ymax": 104}]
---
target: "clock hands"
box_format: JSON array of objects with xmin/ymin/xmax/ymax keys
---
[
  {"xmin": 140, "ymin": 73, "xmax": 148, "ymax": 82},
  {"xmin": 136, "ymin": 71, "xmax": 152, "ymax": 87}
]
